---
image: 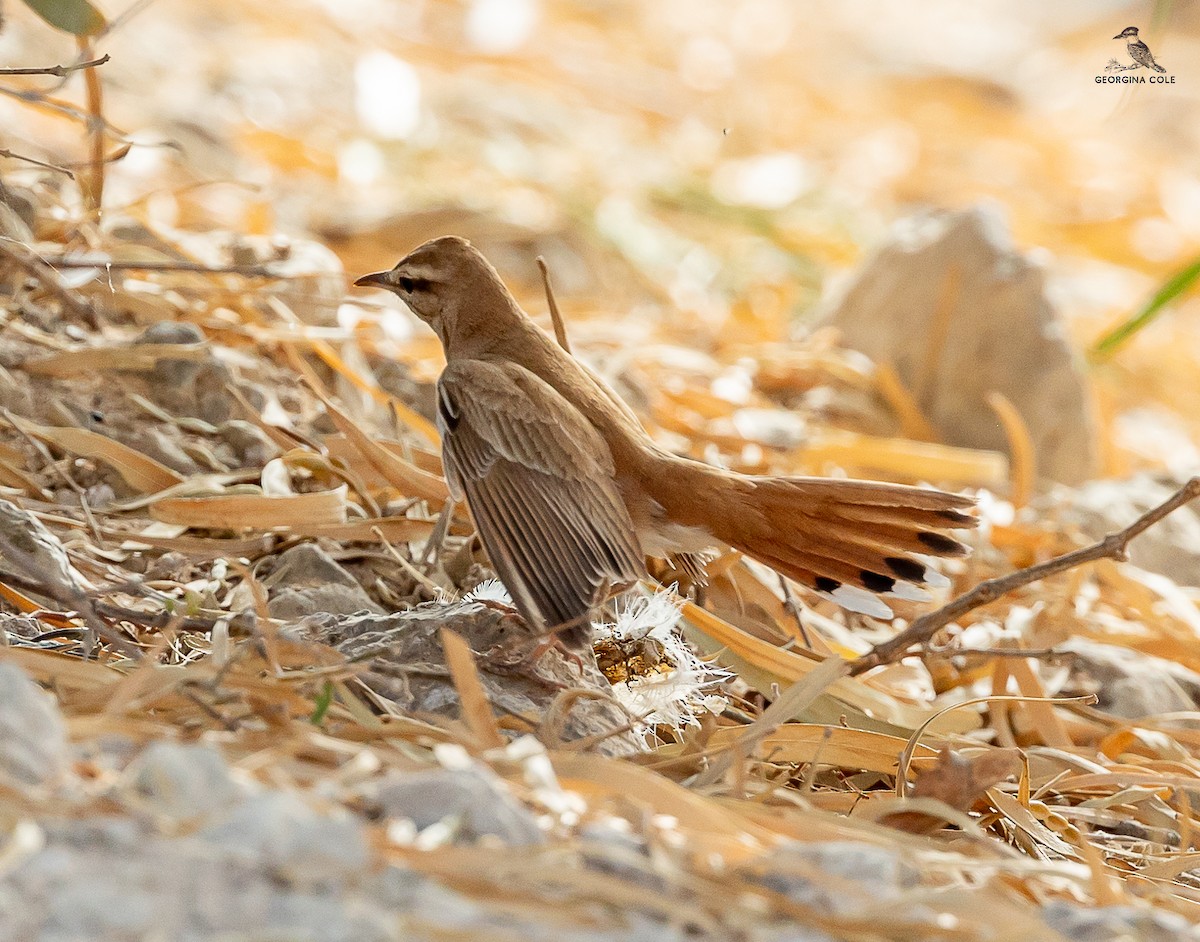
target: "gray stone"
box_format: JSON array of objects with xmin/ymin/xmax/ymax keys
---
[
  {"xmin": 264, "ymin": 542, "xmax": 383, "ymax": 617},
  {"xmin": 1043, "ymin": 901, "xmax": 1200, "ymax": 941},
  {"xmin": 0, "ymin": 662, "xmax": 67, "ymax": 788},
  {"xmin": 120, "ymin": 741, "xmax": 239, "ymax": 824},
  {"xmin": 1045, "ymin": 474, "xmax": 1200, "ymax": 587},
  {"xmin": 741, "ymin": 840, "xmax": 919, "ymax": 915},
  {"xmin": 374, "ymin": 767, "xmax": 545, "ymax": 846},
  {"xmin": 200, "ymin": 791, "xmax": 370, "ymax": 882},
  {"xmin": 218, "ymin": 418, "xmax": 281, "ymax": 467},
  {"xmin": 1060, "ymin": 638, "xmax": 1200, "ymax": 719}
]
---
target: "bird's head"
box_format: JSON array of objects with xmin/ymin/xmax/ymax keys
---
[
  {"xmin": 354, "ymin": 236, "xmax": 516, "ymax": 352},
  {"xmin": 1114, "ymin": 26, "xmax": 1139, "ymax": 39}
]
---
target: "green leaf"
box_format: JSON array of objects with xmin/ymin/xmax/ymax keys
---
[
  {"xmin": 20, "ymin": 0, "xmax": 106, "ymax": 36},
  {"xmin": 310, "ymin": 681, "xmax": 334, "ymax": 726},
  {"xmin": 1092, "ymin": 255, "xmax": 1200, "ymax": 359}
]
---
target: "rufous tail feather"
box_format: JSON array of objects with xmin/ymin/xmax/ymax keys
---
[{"xmin": 657, "ymin": 462, "xmax": 976, "ymax": 618}]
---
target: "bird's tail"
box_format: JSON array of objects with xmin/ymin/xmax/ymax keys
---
[
  {"xmin": 1153, "ymin": 62, "xmax": 1166, "ymax": 73},
  {"xmin": 656, "ymin": 461, "xmax": 977, "ymax": 618}
]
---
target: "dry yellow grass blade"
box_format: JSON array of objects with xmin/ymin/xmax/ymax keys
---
[
  {"xmin": 987, "ymin": 787, "xmax": 1079, "ymax": 858},
  {"xmin": 150, "ymin": 484, "xmax": 348, "ymax": 529},
  {"xmin": 308, "ymin": 384, "xmax": 450, "ymax": 503},
  {"xmin": 875, "ymin": 360, "xmax": 937, "ymax": 442},
  {"xmin": 103, "ymin": 526, "xmax": 275, "ymax": 557},
  {"xmin": 5, "ymin": 413, "xmax": 185, "ymax": 493},
  {"xmin": 22, "ymin": 343, "xmax": 210, "ymax": 378},
  {"xmin": 987, "ymin": 390, "xmax": 1035, "ymax": 507},
  {"xmin": 681, "ymin": 600, "xmax": 978, "ymax": 734},
  {"xmin": 795, "ymin": 430, "xmax": 1007, "ymax": 487},
  {"xmin": 0, "ymin": 579, "xmax": 58, "ymax": 616},
  {"xmin": 440, "ymin": 628, "xmax": 505, "ymax": 751},
  {"xmin": 0, "ymin": 647, "xmax": 122, "ymax": 691},
  {"xmin": 324, "ymin": 433, "xmax": 443, "ymax": 478},
  {"xmin": 655, "ymin": 724, "xmax": 938, "ymax": 776}
]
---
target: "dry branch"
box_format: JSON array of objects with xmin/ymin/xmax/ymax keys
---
[
  {"xmin": 0, "ymin": 55, "xmax": 110, "ymax": 78},
  {"xmin": 38, "ymin": 257, "xmax": 292, "ymax": 277},
  {"xmin": 849, "ymin": 476, "xmax": 1200, "ymax": 676}
]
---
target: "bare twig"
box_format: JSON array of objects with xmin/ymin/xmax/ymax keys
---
[
  {"xmin": 0, "ymin": 241, "xmax": 98, "ymax": 327},
  {"xmin": 36, "ymin": 257, "xmax": 284, "ymax": 277},
  {"xmin": 0, "ymin": 149, "xmax": 75, "ymax": 178},
  {"xmin": 777, "ymin": 574, "xmax": 813, "ymax": 649},
  {"xmin": 0, "ymin": 55, "xmax": 110, "ymax": 78},
  {"xmin": 849, "ymin": 476, "xmax": 1200, "ymax": 677},
  {"xmin": 536, "ymin": 256, "xmax": 571, "ymax": 354},
  {"xmin": 0, "ymin": 87, "xmax": 128, "ymax": 144}
]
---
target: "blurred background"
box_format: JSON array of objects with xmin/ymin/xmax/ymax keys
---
[{"xmin": 2, "ymin": 0, "xmax": 1199, "ymax": 485}]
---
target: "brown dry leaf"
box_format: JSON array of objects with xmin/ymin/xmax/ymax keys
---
[
  {"xmin": 150, "ymin": 484, "xmax": 348, "ymax": 529},
  {"xmin": 883, "ymin": 747, "xmax": 1023, "ymax": 834},
  {"xmin": 5, "ymin": 413, "xmax": 184, "ymax": 493}
]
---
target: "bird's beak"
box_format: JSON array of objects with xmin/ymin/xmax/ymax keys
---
[
  {"xmin": 1112, "ymin": 33, "xmax": 1123, "ymax": 39},
  {"xmin": 354, "ymin": 271, "xmax": 392, "ymax": 289}
]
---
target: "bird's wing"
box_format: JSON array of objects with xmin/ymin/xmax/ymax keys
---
[
  {"xmin": 1130, "ymin": 41, "xmax": 1155, "ymax": 66},
  {"xmin": 437, "ymin": 358, "xmax": 646, "ymax": 635}
]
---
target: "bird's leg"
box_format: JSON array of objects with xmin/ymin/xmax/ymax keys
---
[{"xmin": 420, "ymin": 499, "xmax": 456, "ymax": 570}]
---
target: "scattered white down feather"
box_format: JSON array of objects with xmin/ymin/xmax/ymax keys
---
[
  {"xmin": 464, "ymin": 579, "xmax": 727, "ymax": 731},
  {"xmin": 592, "ymin": 588, "xmax": 729, "ymax": 733},
  {"xmin": 464, "ymin": 578, "xmax": 513, "ymax": 604}
]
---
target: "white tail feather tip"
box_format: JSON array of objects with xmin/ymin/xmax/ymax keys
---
[
  {"xmin": 824, "ymin": 584, "xmax": 894, "ymax": 620},
  {"xmin": 922, "ymin": 567, "xmax": 951, "ymax": 590},
  {"xmin": 887, "ymin": 581, "xmax": 933, "ymax": 603}
]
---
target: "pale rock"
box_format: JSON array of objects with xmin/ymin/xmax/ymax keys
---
[{"xmin": 821, "ymin": 206, "xmax": 1097, "ymax": 485}]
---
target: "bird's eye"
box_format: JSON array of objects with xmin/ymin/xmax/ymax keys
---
[{"xmin": 397, "ymin": 276, "xmax": 415, "ymax": 292}]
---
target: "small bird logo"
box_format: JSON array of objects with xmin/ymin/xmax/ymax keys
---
[{"xmin": 1112, "ymin": 26, "xmax": 1166, "ymax": 73}]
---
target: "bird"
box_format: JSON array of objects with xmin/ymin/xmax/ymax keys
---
[
  {"xmin": 1113, "ymin": 26, "xmax": 1166, "ymax": 73},
  {"xmin": 355, "ymin": 237, "xmax": 976, "ymax": 652}
]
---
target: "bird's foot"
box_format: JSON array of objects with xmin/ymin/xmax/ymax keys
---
[{"xmin": 483, "ymin": 633, "xmax": 589, "ymax": 689}]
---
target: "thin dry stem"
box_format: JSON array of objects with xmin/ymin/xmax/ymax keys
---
[
  {"xmin": 0, "ymin": 55, "xmax": 110, "ymax": 78},
  {"xmin": 38, "ymin": 257, "xmax": 285, "ymax": 277},
  {"xmin": 0, "ymin": 241, "xmax": 98, "ymax": 327},
  {"xmin": 0, "ymin": 149, "xmax": 75, "ymax": 178},
  {"xmin": 850, "ymin": 476, "xmax": 1200, "ymax": 676},
  {"xmin": 536, "ymin": 256, "xmax": 572, "ymax": 354}
]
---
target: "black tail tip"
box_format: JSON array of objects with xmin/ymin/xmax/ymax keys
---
[
  {"xmin": 885, "ymin": 556, "xmax": 928, "ymax": 582},
  {"xmin": 918, "ymin": 531, "xmax": 968, "ymax": 555}
]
